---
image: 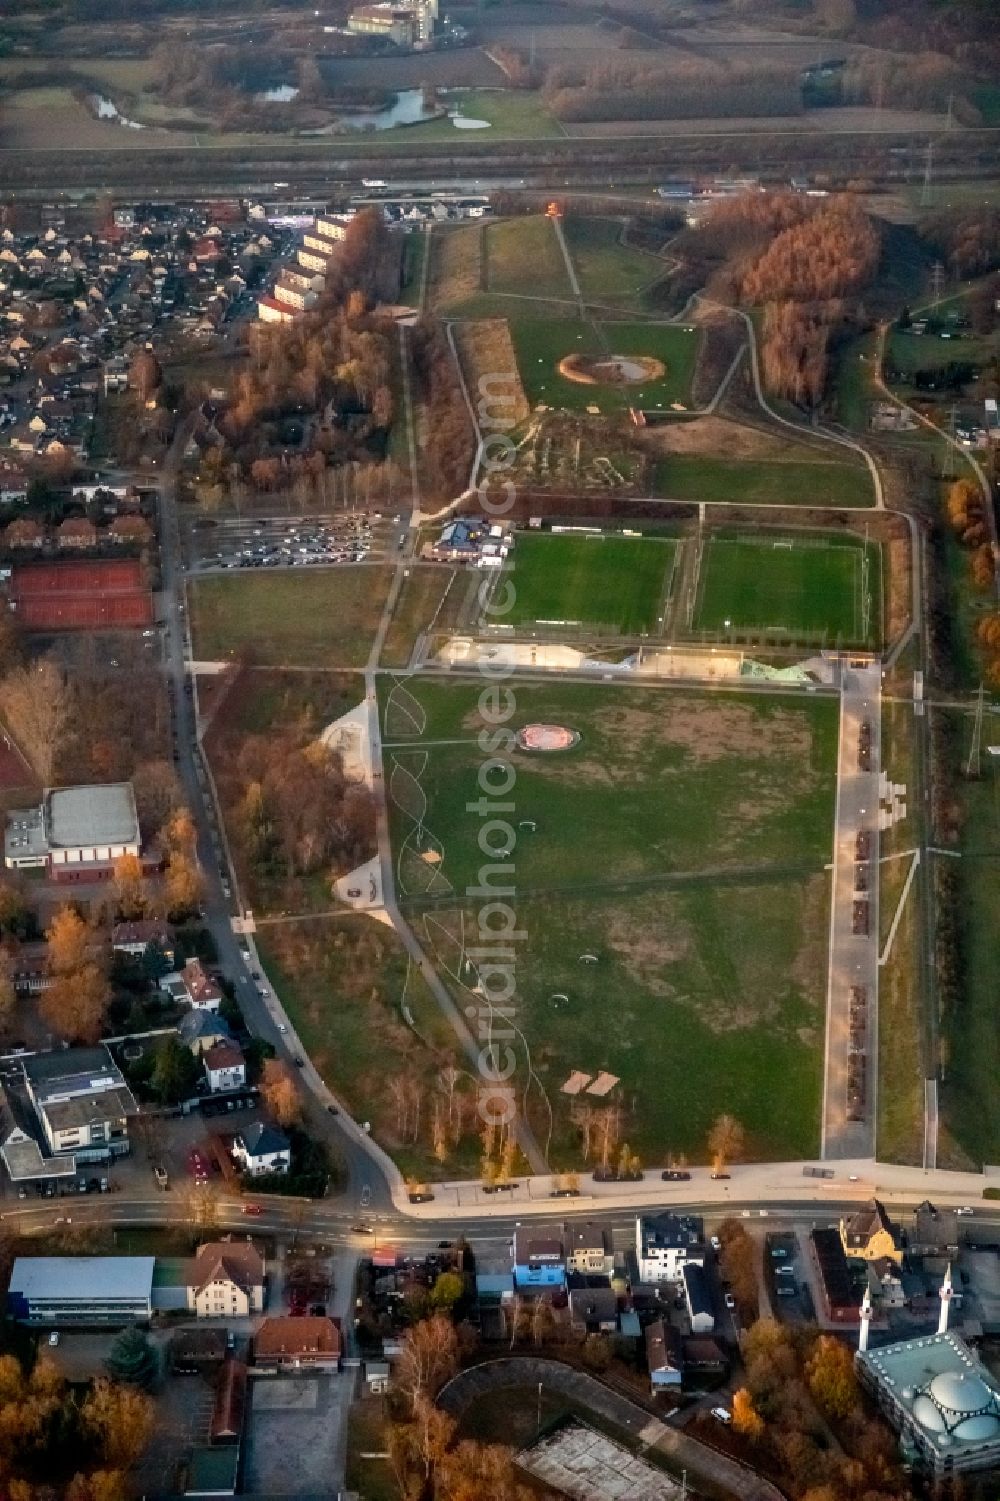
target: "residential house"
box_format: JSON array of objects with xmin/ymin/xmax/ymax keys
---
[
  {"xmin": 5, "ymin": 517, "xmax": 43, "ymax": 549},
  {"xmin": 840, "ymin": 1200, "xmax": 902, "ymax": 1265},
  {"xmin": 635, "ymin": 1213, "xmax": 705, "ymax": 1283},
  {"xmin": 911, "ymin": 1201, "xmax": 960, "ymax": 1259},
  {"xmin": 179, "ymin": 958, "xmax": 223, "ymax": 1012},
  {"xmin": 645, "ymin": 1318, "xmax": 683, "ymax": 1391},
  {"xmin": 203, "ymin": 1041, "xmax": 246, "ymax": 1095},
  {"xmin": 232, "ymin": 1123, "xmax": 291, "ymax": 1178},
  {"xmin": 56, "ymin": 517, "xmax": 98, "ymax": 551},
  {"xmin": 253, "ymin": 1316, "xmax": 340, "ymax": 1371},
  {"xmin": 512, "ymin": 1228, "xmax": 565, "ymax": 1291},
  {"xmin": 682, "ymin": 1261, "xmax": 715, "ymax": 1335},
  {"xmin": 187, "ymin": 1239, "xmax": 265, "ymax": 1319},
  {"xmin": 112, "ymin": 918, "xmax": 174, "ymax": 966},
  {"xmin": 179, "ymin": 1009, "xmax": 232, "ymax": 1056},
  {"xmin": 568, "ymin": 1285, "xmax": 617, "ymax": 1333},
  {"xmin": 566, "ymin": 1222, "xmax": 613, "ymax": 1277}
]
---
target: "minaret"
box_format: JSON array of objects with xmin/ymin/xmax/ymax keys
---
[
  {"xmin": 938, "ymin": 1262, "xmax": 954, "ymax": 1337},
  {"xmin": 859, "ymin": 1283, "xmax": 872, "ymax": 1353}
]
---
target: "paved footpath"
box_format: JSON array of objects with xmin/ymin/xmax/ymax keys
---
[{"xmin": 822, "ymin": 661, "xmax": 882, "ymax": 1160}]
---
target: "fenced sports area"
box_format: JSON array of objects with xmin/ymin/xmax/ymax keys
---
[
  {"xmin": 10, "ymin": 558, "xmax": 153, "ymax": 630},
  {"xmin": 689, "ymin": 530, "xmax": 881, "ymax": 647},
  {"xmin": 483, "ymin": 530, "xmax": 676, "ymax": 636}
]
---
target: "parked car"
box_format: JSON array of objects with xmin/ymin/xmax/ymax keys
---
[
  {"xmin": 711, "ymin": 1407, "xmax": 731, "ymax": 1425},
  {"xmin": 724, "ymin": 1292, "xmax": 736, "ymax": 1310},
  {"xmin": 661, "ymin": 1169, "xmax": 692, "ymax": 1181},
  {"xmin": 242, "ymin": 1203, "xmax": 262, "ymax": 1216}
]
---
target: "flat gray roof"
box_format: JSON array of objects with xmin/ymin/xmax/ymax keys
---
[
  {"xmin": 42, "ymin": 1085, "xmax": 136, "ymax": 1132},
  {"xmin": 45, "ymin": 783, "xmax": 138, "ymax": 850},
  {"xmin": 10, "ymin": 1256, "xmax": 155, "ymax": 1303}
]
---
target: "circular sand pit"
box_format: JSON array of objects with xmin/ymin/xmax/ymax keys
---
[
  {"xmin": 516, "ymin": 724, "xmax": 580, "ymax": 752},
  {"xmin": 558, "ymin": 352, "xmax": 665, "ymax": 386}
]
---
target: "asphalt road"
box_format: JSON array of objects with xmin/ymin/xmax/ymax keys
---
[{"xmin": 156, "ymin": 438, "xmax": 399, "ymax": 1217}]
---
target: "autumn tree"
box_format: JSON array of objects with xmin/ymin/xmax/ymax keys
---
[
  {"xmin": 732, "ymin": 1386, "xmax": 765, "ymax": 1441},
  {"xmin": 82, "ymin": 1378, "xmax": 153, "ymax": 1468},
  {"xmin": 112, "ymin": 853, "xmax": 147, "ymax": 920},
  {"xmin": 396, "ymin": 1314, "xmax": 460, "ymax": 1405},
  {"xmin": 0, "ymin": 656, "xmax": 73, "ymax": 785},
  {"xmin": 47, "ymin": 904, "xmax": 91, "ymax": 975},
  {"xmin": 260, "ymin": 1058, "xmax": 301, "ymax": 1127},
  {"xmin": 806, "ymin": 1334, "xmax": 858, "ymax": 1420},
  {"xmin": 40, "ymin": 964, "xmax": 109, "ymax": 1045},
  {"xmin": 708, "ymin": 1113, "xmax": 746, "ymax": 1173},
  {"xmin": 430, "ymin": 1270, "xmax": 464, "ymax": 1311}
]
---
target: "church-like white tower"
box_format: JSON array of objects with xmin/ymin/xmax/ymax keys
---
[
  {"xmin": 938, "ymin": 1262, "xmax": 954, "ymax": 1336},
  {"xmin": 859, "ymin": 1282, "xmax": 872, "ymax": 1353}
]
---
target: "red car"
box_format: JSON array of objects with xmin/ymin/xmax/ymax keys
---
[{"xmin": 242, "ymin": 1203, "xmax": 262, "ymax": 1216}]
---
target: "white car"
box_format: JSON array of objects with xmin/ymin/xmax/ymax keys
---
[
  {"xmin": 724, "ymin": 1293, "xmax": 736, "ymax": 1310},
  {"xmin": 48, "ymin": 1331, "xmax": 59, "ymax": 1347},
  {"xmin": 957, "ymin": 1206, "xmax": 975, "ymax": 1217},
  {"xmin": 710, "ymin": 1235, "xmax": 721, "ymax": 1251},
  {"xmin": 278, "ymin": 1024, "xmax": 287, "ymax": 1034},
  {"xmin": 711, "ymin": 1406, "xmax": 731, "ymax": 1425}
]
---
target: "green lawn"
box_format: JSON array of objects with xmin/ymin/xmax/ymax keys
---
[
  {"xmin": 654, "ymin": 453, "xmax": 875, "ymax": 508},
  {"xmin": 383, "ymin": 678, "xmax": 838, "ymax": 901},
  {"xmin": 942, "ymin": 735, "xmax": 1000, "ymax": 1165},
  {"xmin": 497, "ymin": 532, "xmax": 675, "ymax": 633},
  {"xmin": 510, "ymin": 317, "xmax": 699, "ymax": 413},
  {"xmin": 693, "ymin": 534, "xmax": 882, "ymax": 646},
  {"xmin": 392, "ymin": 89, "xmax": 562, "ymax": 140},
  {"xmin": 189, "ymin": 567, "xmax": 392, "ymax": 668},
  {"xmin": 429, "ymin": 876, "xmax": 827, "ymax": 1165},
  {"xmin": 380, "ymin": 566, "xmax": 464, "ymax": 668},
  {"xmin": 562, "ymin": 215, "xmax": 666, "ymax": 307},
  {"xmin": 486, "ymin": 215, "xmax": 573, "ymax": 301}
]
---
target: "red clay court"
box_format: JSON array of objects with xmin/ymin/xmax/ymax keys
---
[{"xmin": 10, "ymin": 559, "xmax": 154, "ymax": 630}]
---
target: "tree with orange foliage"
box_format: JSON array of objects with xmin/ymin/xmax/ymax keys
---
[
  {"xmin": 260, "ymin": 1058, "xmax": 301, "ymax": 1128},
  {"xmin": 732, "ymin": 1386, "xmax": 765, "ymax": 1441},
  {"xmin": 806, "ymin": 1333, "xmax": 858, "ymax": 1420},
  {"xmin": 112, "ymin": 853, "xmax": 147, "ymax": 920},
  {"xmin": 46, "ymin": 904, "xmax": 91, "ymax": 976}
]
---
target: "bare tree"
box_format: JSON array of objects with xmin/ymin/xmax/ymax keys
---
[{"xmin": 0, "ymin": 657, "xmax": 73, "ymax": 785}]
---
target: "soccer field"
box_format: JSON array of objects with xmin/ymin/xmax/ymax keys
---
[
  {"xmin": 497, "ymin": 532, "xmax": 675, "ymax": 633},
  {"xmin": 693, "ymin": 535, "xmax": 880, "ymax": 644}
]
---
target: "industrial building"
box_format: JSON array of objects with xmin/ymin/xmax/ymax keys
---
[
  {"xmin": 4, "ymin": 782, "xmax": 140, "ymax": 880},
  {"xmin": 346, "ymin": 0, "xmax": 437, "ymax": 47},
  {"xmin": 8, "ymin": 1257, "xmax": 155, "ymax": 1324}
]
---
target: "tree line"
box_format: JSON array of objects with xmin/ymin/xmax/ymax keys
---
[
  {"xmin": 0, "ymin": 1347, "xmax": 152, "ymax": 1501},
  {"xmin": 541, "ymin": 57, "xmax": 803, "ymax": 123}
]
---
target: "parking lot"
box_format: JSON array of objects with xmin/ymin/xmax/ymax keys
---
[
  {"xmin": 184, "ymin": 512, "xmax": 394, "ymax": 572},
  {"xmin": 245, "ymin": 1374, "xmax": 356, "ymax": 1496}
]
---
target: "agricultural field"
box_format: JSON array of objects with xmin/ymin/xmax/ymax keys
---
[
  {"xmin": 692, "ymin": 532, "xmax": 882, "ymax": 646},
  {"xmin": 493, "ymin": 531, "xmax": 675, "ymax": 634},
  {"xmin": 562, "ymin": 216, "xmax": 668, "ymax": 308},
  {"xmin": 510, "ymin": 317, "xmax": 700, "ymax": 413},
  {"xmin": 382, "ymin": 676, "xmax": 838, "ymax": 902},
  {"xmin": 654, "ymin": 453, "xmax": 875, "ymax": 508},
  {"xmin": 426, "ymin": 222, "xmax": 483, "ymax": 313},
  {"xmin": 189, "ymin": 567, "xmax": 392, "ymax": 668},
  {"xmin": 486, "ymin": 216, "xmax": 574, "ymax": 302}
]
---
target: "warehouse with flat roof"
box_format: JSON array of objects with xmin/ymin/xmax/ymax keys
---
[{"xmin": 7, "ymin": 1256, "xmax": 155, "ymax": 1324}]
